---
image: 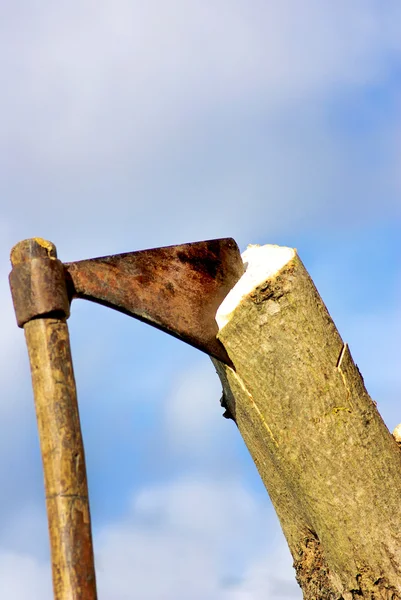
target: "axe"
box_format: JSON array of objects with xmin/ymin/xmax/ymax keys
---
[{"xmin": 9, "ymin": 237, "xmax": 244, "ymax": 599}]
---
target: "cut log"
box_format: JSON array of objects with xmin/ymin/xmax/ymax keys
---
[{"xmin": 213, "ymin": 244, "xmax": 401, "ymax": 599}]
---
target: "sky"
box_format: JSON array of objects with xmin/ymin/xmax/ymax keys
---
[{"xmin": 0, "ymin": 1, "xmax": 400, "ymax": 598}]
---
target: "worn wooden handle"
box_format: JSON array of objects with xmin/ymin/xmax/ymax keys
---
[
  {"xmin": 10, "ymin": 239, "xmax": 97, "ymax": 600},
  {"xmin": 25, "ymin": 318, "xmax": 97, "ymax": 599}
]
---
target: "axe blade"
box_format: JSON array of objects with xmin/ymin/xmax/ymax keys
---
[{"xmin": 65, "ymin": 238, "xmax": 243, "ymax": 365}]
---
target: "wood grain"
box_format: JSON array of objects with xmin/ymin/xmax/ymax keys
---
[
  {"xmin": 25, "ymin": 318, "xmax": 97, "ymax": 600},
  {"xmin": 10, "ymin": 239, "xmax": 97, "ymax": 600}
]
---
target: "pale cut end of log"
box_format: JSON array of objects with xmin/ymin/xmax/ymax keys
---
[
  {"xmin": 393, "ymin": 423, "xmax": 401, "ymax": 444},
  {"xmin": 216, "ymin": 244, "xmax": 296, "ymax": 330}
]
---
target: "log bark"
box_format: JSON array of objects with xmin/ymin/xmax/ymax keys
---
[{"xmin": 213, "ymin": 248, "xmax": 401, "ymax": 599}]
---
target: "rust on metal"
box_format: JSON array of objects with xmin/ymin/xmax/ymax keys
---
[
  {"xmin": 9, "ymin": 238, "xmax": 70, "ymax": 327},
  {"xmin": 65, "ymin": 238, "xmax": 244, "ymax": 365}
]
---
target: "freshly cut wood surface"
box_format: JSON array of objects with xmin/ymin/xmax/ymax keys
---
[{"xmin": 213, "ymin": 246, "xmax": 401, "ymax": 599}]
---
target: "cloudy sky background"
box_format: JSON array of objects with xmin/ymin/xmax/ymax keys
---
[{"xmin": 1, "ymin": 1, "xmax": 400, "ymax": 598}]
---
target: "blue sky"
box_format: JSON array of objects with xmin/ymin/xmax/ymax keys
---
[{"xmin": 0, "ymin": 2, "xmax": 400, "ymax": 598}]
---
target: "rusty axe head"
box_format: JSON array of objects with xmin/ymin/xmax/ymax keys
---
[
  {"xmin": 64, "ymin": 238, "xmax": 244, "ymax": 366},
  {"xmin": 8, "ymin": 236, "xmax": 243, "ymax": 599}
]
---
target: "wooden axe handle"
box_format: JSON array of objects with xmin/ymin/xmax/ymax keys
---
[{"xmin": 10, "ymin": 239, "xmax": 97, "ymax": 600}]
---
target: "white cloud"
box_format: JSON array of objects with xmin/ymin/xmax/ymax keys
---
[
  {"xmin": 0, "ymin": 477, "xmax": 299, "ymax": 600},
  {"xmin": 2, "ymin": 0, "xmax": 400, "ymax": 167},
  {"xmin": 227, "ymin": 546, "xmax": 302, "ymax": 600},
  {"xmin": 0, "ymin": 551, "xmax": 52, "ymax": 600},
  {"xmin": 0, "ymin": 0, "xmax": 399, "ymax": 252},
  {"xmin": 95, "ymin": 477, "xmax": 300, "ymax": 599}
]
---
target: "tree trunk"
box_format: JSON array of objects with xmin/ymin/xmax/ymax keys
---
[{"xmin": 212, "ymin": 246, "xmax": 401, "ymax": 599}]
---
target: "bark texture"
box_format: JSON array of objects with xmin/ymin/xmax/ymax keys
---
[{"xmin": 213, "ymin": 253, "xmax": 401, "ymax": 599}]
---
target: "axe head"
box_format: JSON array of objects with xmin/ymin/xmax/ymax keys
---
[{"xmin": 65, "ymin": 238, "xmax": 243, "ymax": 366}]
